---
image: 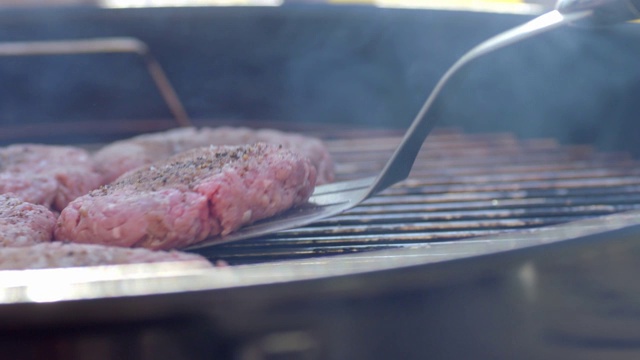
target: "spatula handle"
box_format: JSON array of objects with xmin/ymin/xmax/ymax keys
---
[
  {"xmin": 556, "ymin": 0, "xmax": 640, "ymax": 24},
  {"xmin": 369, "ymin": 10, "xmax": 591, "ymax": 197}
]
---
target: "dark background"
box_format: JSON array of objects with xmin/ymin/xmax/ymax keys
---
[{"xmin": 0, "ymin": 5, "xmax": 638, "ymax": 154}]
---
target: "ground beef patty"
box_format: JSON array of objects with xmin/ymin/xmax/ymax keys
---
[
  {"xmin": 0, "ymin": 144, "xmax": 103, "ymax": 211},
  {"xmin": 56, "ymin": 143, "xmax": 316, "ymax": 250},
  {"xmin": 93, "ymin": 126, "xmax": 334, "ymax": 185},
  {"xmin": 0, "ymin": 194, "xmax": 56, "ymax": 247},
  {"xmin": 0, "ymin": 242, "xmax": 211, "ymax": 270}
]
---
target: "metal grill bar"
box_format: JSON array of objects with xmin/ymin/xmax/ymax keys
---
[
  {"xmin": 0, "ymin": 38, "xmax": 191, "ymax": 127},
  {"xmin": 193, "ymin": 129, "xmax": 640, "ymax": 264}
]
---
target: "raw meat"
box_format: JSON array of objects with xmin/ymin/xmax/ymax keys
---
[
  {"xmin": 0, "ymin": 242, "xmax": 211, "ymax": 270},
  {"xmin": 55, "ymin": 143, "xmax": 316, "ymax": 250},
  {"xmin": 0, "ymin": 144, "xmax": 103, "ymax": 211},
  {"xmin": 0, "ymin": 194, "xmax": 56, "ymax": 247},
  {"xmin": 93, "ymin": 126, "xmax": 334, "ymax": 184}
]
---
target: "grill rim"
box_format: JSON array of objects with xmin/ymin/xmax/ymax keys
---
[{"xmin": 1, "ymin": 208, "xmax": 640, "ymax": 331}]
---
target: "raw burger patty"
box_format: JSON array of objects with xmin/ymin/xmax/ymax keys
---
[
  {"xmin": 0, "ymin": 194, "xmax": 56, "ymax": 247},
  {"xmin": 56, "ymin": 143, "xmax": 316, "ymax": 250},
  {"xmin": 0, "ymin": 242, "xmax": 211, "ymax": 270},
  {"xmin": 93, "ymin": 126, "xmax": 334, "ymax": 184},
  {"xmin": 0, "ymin": 144, "xmax": 103, "ymax": 210}
]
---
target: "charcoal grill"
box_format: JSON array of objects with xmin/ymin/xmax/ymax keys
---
[{"xmin": 2, "ymin": 3, "xmax": 640, "ymax": 360}]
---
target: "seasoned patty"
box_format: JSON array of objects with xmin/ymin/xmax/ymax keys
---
[
  {"xmin": 55, "ymin": 143, "xmax": 316, "ymax": 250},
  {"xmin": 93, "ymin": 126, "xmax": 334, "ymax": 184},
  {"xmin": 0, "ymin": 242, "xmax": 211, "ymax": 270},
  {"xmin": 0, "ymin": 194, "xmax": 56, "ymax": 247},
  {"xmin": 0, "ymin": 144, "xmax": 103, "ymax": 211}
]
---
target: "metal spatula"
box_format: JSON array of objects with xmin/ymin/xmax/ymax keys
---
[{"xmin": 187, "ymin": 0, "xmax": 639, "ymax": 250}]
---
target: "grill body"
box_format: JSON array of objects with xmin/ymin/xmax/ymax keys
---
[{"xmin": 1, "ymin": 5, "xmax": 640, "ymax": 360}]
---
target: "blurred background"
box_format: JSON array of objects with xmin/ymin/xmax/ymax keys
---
[
  {"xmin": 0, "ymin": 0, "xmax": 556, "ymax": 8},
  {"xmin": 0, "ymin": 0, "xmax": 638, "ymax": 157}
]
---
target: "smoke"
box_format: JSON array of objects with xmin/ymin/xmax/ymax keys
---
[
  {"xmin": 435, "ymin": 21, "xmax": 640, "ymax": 155},
  {"xmin": 0, "ymin": 6, "xmax": 638, "ymax": 155}
]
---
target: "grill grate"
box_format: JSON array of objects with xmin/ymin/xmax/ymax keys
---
[{"xmin": 193, "ymin": 129, "xmax": 640, "ymax": 265}]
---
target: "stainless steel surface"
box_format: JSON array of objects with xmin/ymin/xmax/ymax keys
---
[
  {"xmin": 185, "ymin": 9, "xmax": 592, "ymax": 249},
  {"xmin": 0, "ymin": 37, "xmax": 191, "ymax": 127}
]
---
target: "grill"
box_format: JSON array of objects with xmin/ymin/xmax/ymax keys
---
[
  {"xmin": 6, "ymin": 123, "xmax": 640, "ymax": 359},
  {"xmin": 3, "ymin": 4, "xmax": 640, "ymax": 360},
  {"xmin": 195, "ymin": 127, "xmax": 640, "ymax": 265}
]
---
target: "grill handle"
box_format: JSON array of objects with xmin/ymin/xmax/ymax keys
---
[{"xmin": 0, "ymin": 37, "xmax": 191, "ymax": 127}]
